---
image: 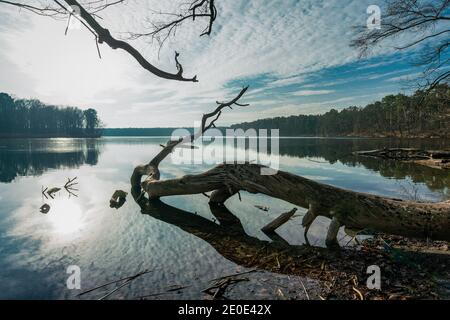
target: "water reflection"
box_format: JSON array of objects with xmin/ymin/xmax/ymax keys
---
[
  {"xmin": 0, "ymin": 137, "xmax": 449, "ymax": 299},
  {"xmin": 0, "ymin": 139, "xmax": 102, "ymax": 182},
  {"xmin": 139, "ymin": 198, "xmax": 321, "ymax": 275},
  {"xmin": 1, "ymin": 138, "xmax": 448, "ymax": 192},
  {"xmin": 135, "ymin": 196, "xmax": 450, "ymax": 300},
  {"xmin": 277, "ymin": 138, "xmax": 450, "ymax": 195}
]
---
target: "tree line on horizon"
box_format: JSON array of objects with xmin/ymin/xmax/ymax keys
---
[
  {"xmin": 232, "ymin": 85, "xmax": 450, "ymax": 138},
  {"xmin": 0, "ymin": 93, "xmax": 102, "ymax": 137}
]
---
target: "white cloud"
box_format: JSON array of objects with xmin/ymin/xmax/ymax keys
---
[
  {"xmin": 0, "ymin": 0, "xmax": 424, "ymax": 127},
  {"xmin": 270, "ymin": 75, "xmax": 307, "ymax": 87},
  {"xmin": 386, "ymin": 72, "xmax": 422, "ymax": 82},
  {"xmin": 293, "ymin": 89, "xmax": 335, "ymax": 96}
]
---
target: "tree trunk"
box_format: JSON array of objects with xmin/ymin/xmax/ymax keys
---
[{"xmin": 138, "ymin": 163, "xmax": 450, "ymax": 245}]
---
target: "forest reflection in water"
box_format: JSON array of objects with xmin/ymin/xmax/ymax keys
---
[
  {"xmin": 1, "ymin": 137, "xmax": 448, "ymax": 194},
  {"xmin": 0, "ymin": 137, "xmax": 449, "ymax": 299},
  {"xmin": 0, "ymin": 138, "xmax": 103, "ymax": 183}
]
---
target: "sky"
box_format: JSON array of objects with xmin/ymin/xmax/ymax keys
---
[{"xmin": 0, "ymin": 0, "xmax": 438, "ymax": 127}]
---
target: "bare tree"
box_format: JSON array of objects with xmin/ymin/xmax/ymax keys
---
[
  {"xmin": 351, "ymin": 0, "xmax": 450, "ymax": 92},
  {"xmin": 0, "ymin": 0, "xmax": 217, "ymax": 82}
]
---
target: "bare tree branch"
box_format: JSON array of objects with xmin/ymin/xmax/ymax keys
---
[
  {"xmin": 0, "ymin": 0, "xmax": 122, "ymax": 18},
  {"xmin": 0, "ymin": 0, "xmax": 199, "ymax": 82},
  {"xmin": 127, "ymin": 0, "xmax": 217, "ymax": 49},
  {"xmin": 130, "ymin": 86, "xmax": 249, "ymax": 202},
  {"xmin": 0, "ymin": 0, "xmax": 66, "ymax": 17},
  {"xmin": 351, "ymin": 0, "xmax": 450, "ymax": 91},
  {"xmin": 57, "ymin": 0, "xmax": 198, "ymax": 82}
]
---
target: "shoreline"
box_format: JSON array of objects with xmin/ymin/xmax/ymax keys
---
[
  {"xmin": 0, "ymin": 134, "xmax": 102, "ymax": 139},
  {"xmin": 0, "ymin": 135, "xmax": 448, "ymax": 140}
]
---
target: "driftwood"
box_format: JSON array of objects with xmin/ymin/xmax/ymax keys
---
[
  {"xmin": 110, "ymin": 190, "xmax": 128, "ymax": 209},
  {"xmin": 41, "ymin": 177, "xmax": 79, "ymax": 199},
  {"xmin": 261, "ymin": 208, "xmax": 297, "ymax": 233},
  {"xmin": 46, "ymin": 187, "xmax": 61, "ymax": 199},
  {"xmin": 139, "ymin": 163, "xmax": 450, "ymax": 246},
  {"xmin": 128, "ymin": 88, "xmax": 450, "ymax": 247},
  {"xmin": 355, "ymin": 148, "xmax": 450, "ymax": 170}
]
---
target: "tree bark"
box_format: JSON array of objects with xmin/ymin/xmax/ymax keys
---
[{"xmin": 139, "ymin": 163, "xmax": 450, "ymax": 244}]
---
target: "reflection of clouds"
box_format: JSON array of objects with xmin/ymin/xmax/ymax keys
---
[
  {"xmin": 9, "ymin": 176, "xmax": 103, "ymax": 247},
  {"xmin": 0, "ymin": 138, "xmax": 447, "ymax": 298},
  {"xmin": 1, "ymin": 145, "xmax": 241, "ymax": 298}
]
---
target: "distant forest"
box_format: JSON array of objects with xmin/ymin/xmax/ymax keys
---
[
  {"xmin": 103, "ymin": 128, "xmax": 194, "ymax": 136},
  {"xmin": 232, "ymin": 85, "xmax": 450, "ymax": 138},
  {"xmin": 0, "ymin": 93, "xmax": 102, "ymax": 138},
  {"xmin": 4, "ymin": 85, "xmax": 449, "ymax": 139}
]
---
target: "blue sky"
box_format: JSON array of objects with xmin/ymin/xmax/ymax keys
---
[
  {"xmin": 225, "ymin": 51, "xmax": 426, "ymax": 119},
  {"xmin": 0, "ymin": 0, "xmax": 443, "ymax": 127}
]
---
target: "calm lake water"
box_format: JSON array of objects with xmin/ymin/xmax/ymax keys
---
[{"xmin": 0, "ymin": 137, "xmax": 449, "ymax": 299}]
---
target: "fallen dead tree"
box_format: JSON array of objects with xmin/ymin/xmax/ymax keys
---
[
  {"xmin": 129, "ymin": 88, "xmax": 450, "ymax": 247},
  {"xmin": 138, "ymin": 162, "xmax": 450, "ymax": 246},
  {"xmin": 355, "ymin": 148, "xmax": 450, "ymax": 170}
]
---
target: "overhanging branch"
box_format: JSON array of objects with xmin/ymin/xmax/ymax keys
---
[{"xmin": 58, "ymin": 0, "xmax": 198, "ymax": 82}]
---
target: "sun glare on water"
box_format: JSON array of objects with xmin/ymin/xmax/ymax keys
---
[{"xmin": 46, "ymin": 199, "xmax": 85, "ymax": 235}]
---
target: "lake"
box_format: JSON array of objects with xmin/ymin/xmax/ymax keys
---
[{"xmin": 0, "ymin": 137, "xmax": 449, "ymax": 299}]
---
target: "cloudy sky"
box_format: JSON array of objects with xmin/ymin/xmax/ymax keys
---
[{"xmin": 0, "ymin": 0, "xmax": 432, "ymax": 127}]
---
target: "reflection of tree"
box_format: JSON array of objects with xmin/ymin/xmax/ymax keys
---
[
  {"xmin": 277, "ymin": 139, "xmax": 450, "ymax": 191},
  {"xmin": 135, "ymin": 195, "xmax": 450, "ymax": 299},
  {"xmin": 85, "ymin": 139, "xmax": 100, "ymax": 165},
  {"xmin": 0, "ymin": 139, "xmax": 102, "ymax": 183}
]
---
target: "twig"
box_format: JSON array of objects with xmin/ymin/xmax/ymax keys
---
[
  {"xmin": 261, "ymin": 208, "xmax": 297, "ymax": 233},
  {"xmin": 299, "ymin": 279, "xmax": 310, "ymax": 300},
  {"xmin": 77, "ymin": 269, "xmax": 153, "ymax": 298},
  {"xmin": 64, "ymin": 177, "xmax": 79, "ymax": 197},
  {"xmin": 41, "ymin": 186, "xmax": 49, "ymax": 200},
  {"xmin": 97, "ymin": 277, "xmax": 134, "ymax": 300},
  {"xmin": 353, "ymin": 286, "xmax": 364, "ymax": 300}
]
